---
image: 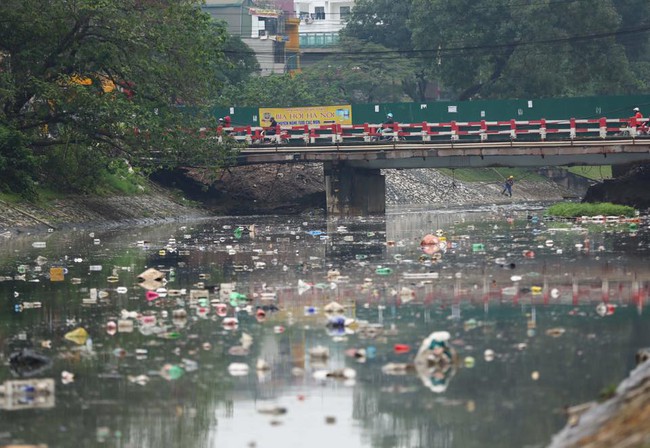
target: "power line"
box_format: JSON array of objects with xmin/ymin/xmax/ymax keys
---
[
  {"xmin": 203, "ymin": 0, "xmax": 625, "ymax": 18},
  {"xmin": 220, "ymin": 22, "xmax": 650, "ymax": 59}
]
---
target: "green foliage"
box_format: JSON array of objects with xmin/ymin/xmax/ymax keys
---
[
  {"xmin": 598, "ymin": 383, "xmax": 618, "ymax": 402},
  {"xmin": 220, "ymin": 38, "xmax": 419, "ymax": 106},
  {"xmin": 95, "ymin": 159, "xmax": 148, "ymax": 196},
  {"xmin": 0, "ymin": 0, "xmax": 239, "ymax": 198},
  {"xmin": 219, "ymin": 73, "xmax": 342, "ymax": 107},
  {"xmin": 567, "ymin": 166, "xmax": 612, "ymax": 181},
  {"xmin": 340, "ymin": 0, "xmax": 650, "ymax": 101},
  {"xmin": 341, "ymin": 2, "xmax": 429, "ymax": 101},
  {"xmin": 42, "ymin": 141, "xmax": 109, "ymax": 193},
  {"xmin": 0, "ymin": 124, "xmax": 38, "ymax": 200},
  {"xmin": 302, "ymin": 39, "xmax": 417, "ymax": 103},
  {"xmin": 217, "ymin": 34, "xmax": 261, "ymax": 85},
  {"xmin": 341, "ymin": 0, "xmax": 413, "ymax": 52},
  {"xmin": 438, "ymin": 168, "xmax": 543, "ymax": 183},
  {"xmin": 409, "ymin": 0, "xmax": 642, "ymax": 100},
  {"xmin": 547, "ymin": 202, "xmax": 635, "ymax": 218}
]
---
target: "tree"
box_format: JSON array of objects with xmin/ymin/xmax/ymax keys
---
[
  {"xmin": 341, "ymin": 0, "xmax": 431, "ymax": 101},
  {"xmin": 613, "ymin": 0, "xmax": 650, "ymax": 91},
  {"xmin": 219, "ymin": 34, "xmax": 261, "ymax": 85},
  {"xmin": 218, "ymin": 73, "xmax": 342, "ymax": 107},
  {"xmin": 218, "ymin": 38, "xmax": 418, "ymax": 107},
  {"xmin": 341, "ymin": 0, "xmax": 413, "ymax": 52},
  {"xmin": 409, "ymin": 0, "xmax": 642, "ymax": 99},
  {"xmin": 0, "ymin": 0, "xmax": 236, "ymax": 197},
  {"xmin": 301, "ymin": 39, "xmax": 417, "ymax": 103}
]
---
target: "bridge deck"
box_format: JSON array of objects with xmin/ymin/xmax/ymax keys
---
[{"xmin": 237, "ymin": 138, "xmax": 650, "ymax": 169}]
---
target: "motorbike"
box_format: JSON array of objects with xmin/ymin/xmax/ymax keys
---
[
  {"xmin": 617, "ymin": 120, "xmax": 650, "ymax": 137},
  {"xmin": 253, "ymin": 128, "xmax": 291, "ymax": 145},
  {"xmin": 370, "ymin": 127, "xmax": 405, "ymax": 142}
]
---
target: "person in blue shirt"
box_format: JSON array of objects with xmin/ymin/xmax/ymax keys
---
[{"xmin": 501, "ymin": 176, "xmax": 514, "ymax": 197}]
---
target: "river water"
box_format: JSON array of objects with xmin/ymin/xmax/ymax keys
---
[{"xmin": 0, "ymin": 204, "xmax": 648, "ymax": 448}]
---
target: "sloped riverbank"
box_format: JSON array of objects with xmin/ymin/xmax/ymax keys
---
[
  {"xmin": 0, "ymin": 164, "xmax": 584, "ymax": 232},
  {"xmin": 0, "ymin": 184, "xmax": 207, "ymax": 234},
  {"xmin": 171, "ymin": 164, "xmax": 582, "ymax": 214}
]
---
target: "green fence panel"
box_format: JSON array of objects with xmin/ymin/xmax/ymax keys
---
[
  {"xmin": 213, "ymin": 94, "xmax": 650, "ymax": 127},
  {"xmin": 212, "ymin": 106, "xmax": 259, "ymax": 127}
]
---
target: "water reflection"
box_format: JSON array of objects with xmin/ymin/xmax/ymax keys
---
[{"xmin": 0, "ymin": 206, "xmax": 648, "ymax": 447}]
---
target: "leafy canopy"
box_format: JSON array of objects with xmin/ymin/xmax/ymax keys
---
[
  {"xmin": 339, "ymin": 0, "xmax": 650, "ymax": 100},
  {"xmin": 220, "ymin": 38, "xmax": 417, "ymax": 106},
  {"xmin": 0, "ymin": 0, "xmax": 238, "ymax": 196}
]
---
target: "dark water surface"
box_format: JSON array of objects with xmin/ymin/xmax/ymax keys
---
[{"xmin": 0, "ymin": 204, "xmax": 649, "ymax": 448}]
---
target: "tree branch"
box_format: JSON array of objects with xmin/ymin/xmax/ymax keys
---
[{"xmin": 459, "ymin": 44, "xmax": 518, "ymax": 100}]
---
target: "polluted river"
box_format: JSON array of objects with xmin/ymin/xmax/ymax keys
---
[{"xmin": 0, "ymin": 203, "xmax": 649, "ymax": 448}]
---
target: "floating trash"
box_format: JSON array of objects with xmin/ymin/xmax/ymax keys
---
[
  {"xmin": 160, "ymin": 364, "xmax": 184, "ymax": 381},
  {"xmin": 596, "ymin": 302, "xmax": 615, "ymax": 317},
  {"xmin": 228, "ymin": 363, "xmax": 250, "ymax": 376},
  {"xmin": 64, "ymin": 328, "xmax": 89, "ymax": 345},
  {"xmin": 545, "ymin": 328, "xmax": 566, "ymax": 338}
]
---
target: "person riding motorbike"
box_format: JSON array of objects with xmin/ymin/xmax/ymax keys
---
[
  {"xmin": 377, "ymin": 113, "xmax": 395, "ymax": 140},
  {"xmin": 265, "ymin": 116, "xmax": 278, "ymax": 137},
  {"xmin": 631, "ymin": 107, "xmax": 648, "ymax": 135}
]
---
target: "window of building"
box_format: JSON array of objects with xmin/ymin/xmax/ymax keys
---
[
  {"xmin": 314, "ymin": 7, "xmax": 325, "ymax": 20},
  {"xmin": 273, "ymin": 41, "xmax": 285, "ymax": 64},
  {"xmin": 339, "ymin": 6, "xmax": 351, "ymax": 21}
]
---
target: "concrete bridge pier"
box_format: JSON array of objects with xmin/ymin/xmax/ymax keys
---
[{"xmin": 324, "ymin": 162, "xmax": 386, "ymax": 215}]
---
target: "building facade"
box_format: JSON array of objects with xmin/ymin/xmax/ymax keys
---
[
  {"xmin": 203, "ymin": 0, "xmax": 349, "ymax": 75},
  {"xmin": 294, "ymin": 0, "xmax": 352, "ymax": 49}
]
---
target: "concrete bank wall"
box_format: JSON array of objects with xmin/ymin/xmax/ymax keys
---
[
  {"xmin": 0, "ymin": 166, "xmax": 582, "ymax": 232},
  {"xmin": 384, "ymin": 169, "xmax": 578, "ymax": 206},
  {"xmin": 0, "ymin": 187, "xmax": 206, "ymax": 234}
]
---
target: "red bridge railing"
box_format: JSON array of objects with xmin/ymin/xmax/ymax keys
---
[{"xmin": 207, "ymin": 117, "xmax": 646, "ymax": 146}]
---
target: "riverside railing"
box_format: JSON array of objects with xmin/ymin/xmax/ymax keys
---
[{"xmin": 206, "ymin": 117, "xmax": 647, "ymax": 146}]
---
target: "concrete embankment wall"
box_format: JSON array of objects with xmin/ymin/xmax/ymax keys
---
[
  {"xmin": 0, "ymin": 165, "xmax": 585, "ymax": 232},
  {"xmin": 384, "ymin": 169, "xmax": 578, "ymax": 205},
  {"xmin": 0, "ymin": 186, "xmax": 205, "ymax": 233}
]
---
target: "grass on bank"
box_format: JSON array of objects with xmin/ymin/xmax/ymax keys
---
[
  {"xmin": 438, "ymin": 167, "xmax": 612, "ymax": 183},
  {"xmin": 438, "ymin": 168, "xmax": 545, "ymax": 182},
  {"xmin": 1, "ymin": 171, "xmax": 149, "ymax": 205},
  {"xmin": 0, "ymin": 188, "xmax": 66, "ymax": 205},
  {"xmin": 94, "ymin": 170, "xmax": 150, "ymax": 196},
  {"xmin": 547, "ymin": 202, "xmax": 635, "ymax": 218},
  {"xmin": 567, "ymin": 166, "xmax": 612, "ymax": 180}
]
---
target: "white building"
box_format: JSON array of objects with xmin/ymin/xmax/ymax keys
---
[
  {"xmin": 294, "ymin": 0, "xmax": 353, "ymax": 48},
  {"xmin": 203, "ymin": 0, "xmax": 350, "ymax": 74}
]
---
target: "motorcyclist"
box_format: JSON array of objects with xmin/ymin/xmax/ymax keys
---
[
  {"xmin": 632, "ymin": 107, "xmax": 647, "ymax": 134},
  {"xmin": 378, "ymin": 113, "xmax": 395, "ymax": 140},
  {"xmin": 265, "ymin": 116, "xmax": 278, "ymax": 137}
]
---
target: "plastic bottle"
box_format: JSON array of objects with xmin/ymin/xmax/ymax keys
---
[
  {"xmin": 229, "ymin": 292, "xmax": 248, "ymax": 307},
  {"xmin": 393, "ymin": 344, "xmax": 410, "ymax": 354}
]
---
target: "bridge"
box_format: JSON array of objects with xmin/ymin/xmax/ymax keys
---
[{"xmin": 211, "ymin": 117, "xmax": 650, "ymax": 215}]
